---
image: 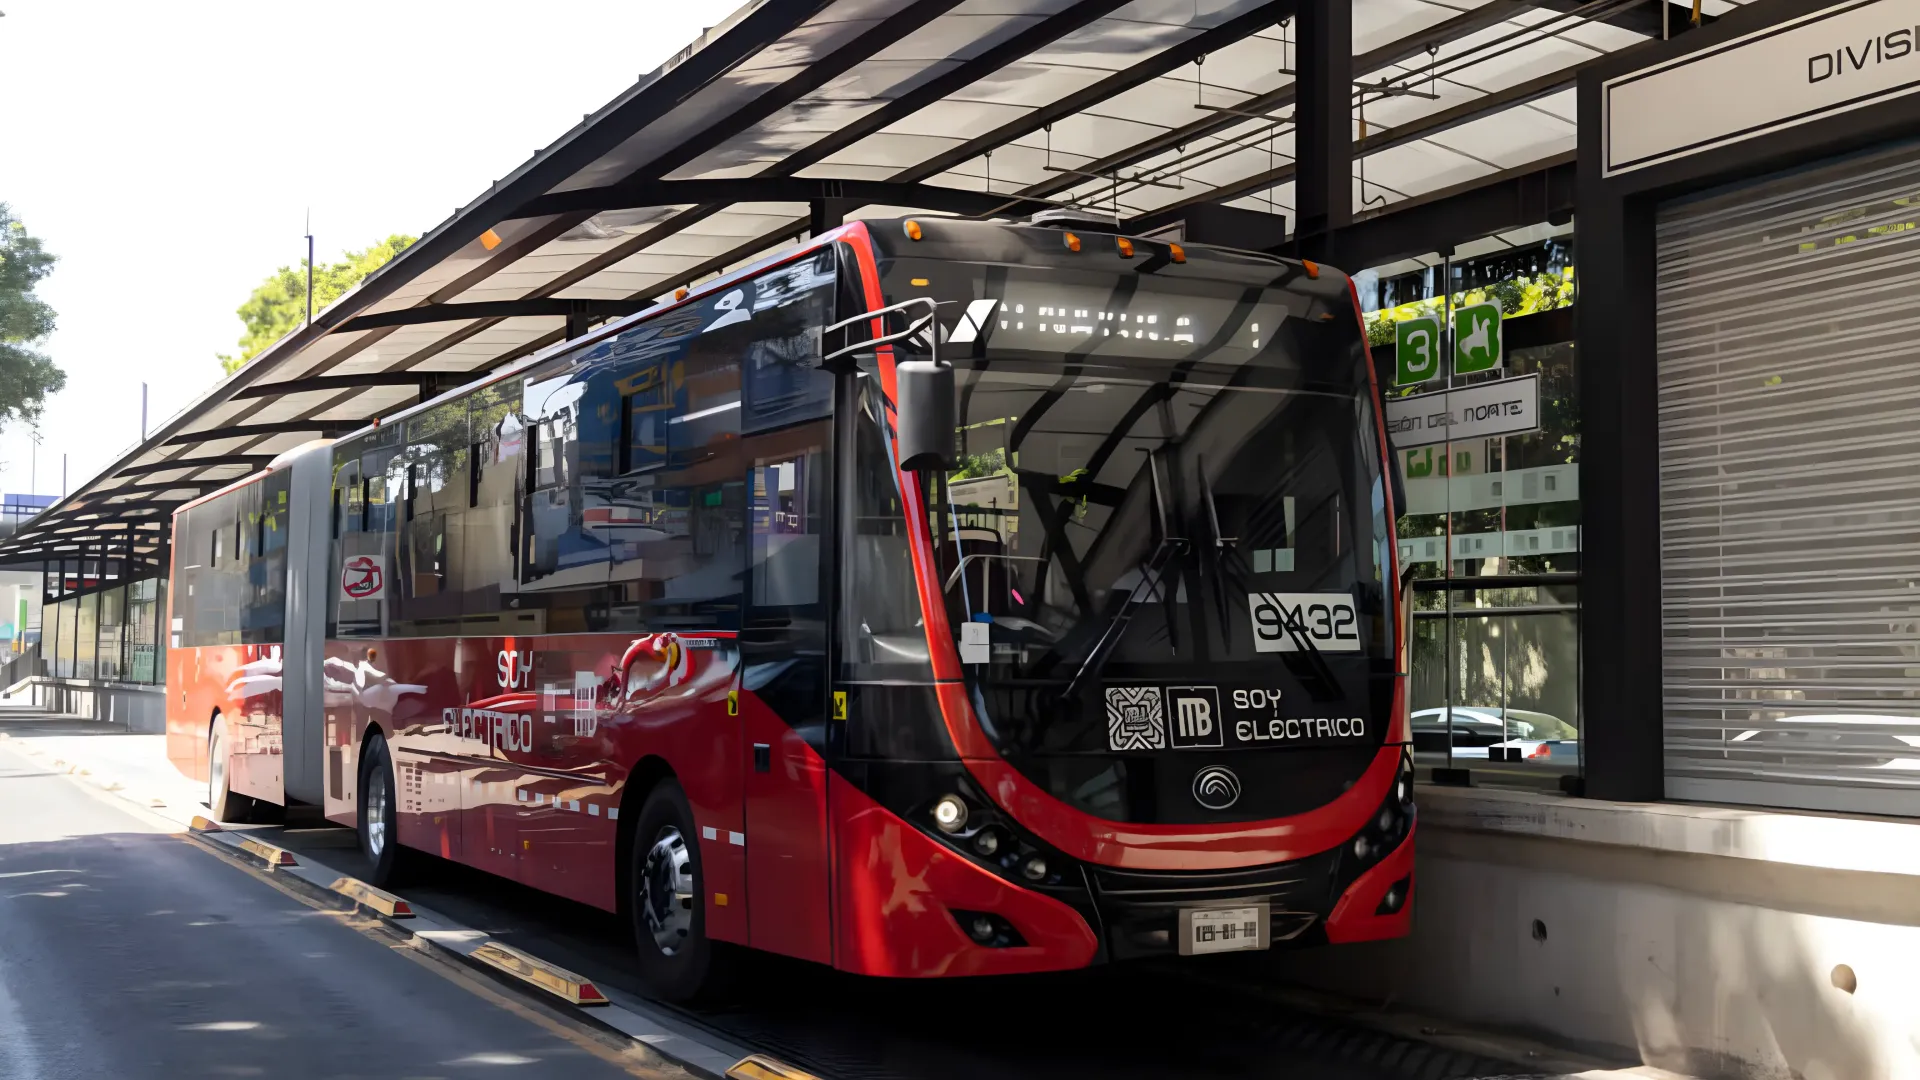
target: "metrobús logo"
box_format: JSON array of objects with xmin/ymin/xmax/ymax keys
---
[{"xmin": 340, "ymin": 555, "xmax": 384, "ymax": 600}]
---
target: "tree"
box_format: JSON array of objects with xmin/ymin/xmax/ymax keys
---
[
  {"xmin": 0, "ymin": 205, "xmax": 69, "ymax": 428},
  {"xmin": 219, "ymin": 234, "xmax": 417, "ymax": 374}
]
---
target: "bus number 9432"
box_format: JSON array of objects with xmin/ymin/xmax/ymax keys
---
[{"xmin": 1249, "ymin": 592, "xmax": 1361, "ymax": 653}]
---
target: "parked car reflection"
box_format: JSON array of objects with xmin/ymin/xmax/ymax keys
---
[
  {"xmin": 1411, "ymin": 706, "xmax": 1580, "ymax": 766},
  {"xmin": 1719, "ymin": 714, "xmax": 1920, "ymax": 772}
]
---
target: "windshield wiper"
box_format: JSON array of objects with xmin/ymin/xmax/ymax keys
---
[
  {"xmin": 1064, "ymin": 538, "xmax": 1185, "ymax": 701},
  {"xmin": 1197, "ymin": 463, "xmax": 1344, "ymax": 702},
  {"xmin": 1064, "ymin": 448, "xmax": 1187, "ymax": 700}
]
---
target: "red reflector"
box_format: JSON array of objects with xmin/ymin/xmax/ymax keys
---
[
  {"xmin": 392, "ymin": 900, "xmax": 413, "ymax": 916},
  {"xmin": 578, "ymin": 983, "xmax": 607, "ymax": 1001}
]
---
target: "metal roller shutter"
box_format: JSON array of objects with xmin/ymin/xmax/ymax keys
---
[{"xmin": 1657, "ymin": 142, "xmax": 1920, "ymax": 816}]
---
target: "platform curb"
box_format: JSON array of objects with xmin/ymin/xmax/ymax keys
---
[
  {"xmin": 237, "ymin": 836, "xmax": 298, "ymax": 868},
  {"xmin": 727, "ymin": 1054, "xmax": 825, "ymax": 1080},
  {"xmin": 468, "ymin": 939, "xmax": 609, "ymax": 1007},
  {"xmin": 329, "ymin": 875, "xmax": 414, "ymax": 918}
]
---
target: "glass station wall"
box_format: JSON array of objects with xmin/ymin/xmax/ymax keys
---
[
  {"xmin": 1355, "ymin": 232, "xmax": 1581, "ymax": 792},
  {"xmin": 37, "ymin": 550, "xmax": 167, "ymax": 687}
]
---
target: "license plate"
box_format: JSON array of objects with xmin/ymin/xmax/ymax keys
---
[{"xmin": 1178, "ymin": 905, "xmax": 1269, "ymax": 955}]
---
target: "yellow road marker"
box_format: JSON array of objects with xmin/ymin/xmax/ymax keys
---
[
  {"xmin": 330, "ymin": 876, "xmax": 414, "ymax": 918},
  {"xmin": 728, "ymin": 1055, "xmax": 823, "ymax": 1080},
  {"xmin": 239, "ymin": 836, "xmax": 297, "ymax": 868},
  {"xmin": 469, "ymin": 940, "xmax": 609, "ymax": 1007}
]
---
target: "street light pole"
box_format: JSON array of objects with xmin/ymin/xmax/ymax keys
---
[{"xmin": 305, "ymin": 211, "xmax": 315, "ymax": 327}]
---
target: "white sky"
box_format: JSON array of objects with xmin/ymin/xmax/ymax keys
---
[{"xmin": 0, "ymin": 0, "xmax": 736, "ymax": 501}]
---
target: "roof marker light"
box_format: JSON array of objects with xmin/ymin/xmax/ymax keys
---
[
  {"xmin": 1116, "ymin": 237, "xmax": 1134, "ymax": 258},
  {"xmin": 904, "ymin": 220, "xmax": 923, "ymax": 241},
  {"xmin": 1302, "ymin": 259, "xmax": 1321, "ymax": 279},
  {"xmin": 479, "ymin": 228, "xmax": 502, "ymax": 251},
  {"xmin": 675, "ymin": 287, "xmax": 689, "ymax": 301},
  {"xmin": 1168, "ymin": 243, "xmax": 1187, "ymax": 264},
  {"xmin": 1063, "ymin": 232, "xmax": 1082, "ymax": 252}
]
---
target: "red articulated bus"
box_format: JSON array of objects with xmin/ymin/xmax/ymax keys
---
[{"xmin": 168, "ymin": 215, "xmax": 1414, "ymax": 1001}]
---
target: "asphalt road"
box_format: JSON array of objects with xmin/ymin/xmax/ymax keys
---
[
  {"xmin": 257, "ymin": 823, "xmax": 1568, "ymax": 1080},
  {"xmin": 0, "ymin": 738, "xmax": 683, "ymax": 1080}
]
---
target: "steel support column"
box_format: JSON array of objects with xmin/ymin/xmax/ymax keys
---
[
  {"xmin": 809, "ymin": 198, "xmax": 856, "ymax": 237},
  {"xmin": 1292, "ymin": 0, "xmax": 1352, "ymax": 261}
]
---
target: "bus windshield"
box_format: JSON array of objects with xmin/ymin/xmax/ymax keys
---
[{"xmin": 878, "ymin": 249, "xmax": 1393, "ymax": 764}]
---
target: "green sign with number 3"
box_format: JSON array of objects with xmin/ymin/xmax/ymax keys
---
[{"xmin": 1394, "ymin": 314, "xmax": 1442, "ymax": 386}]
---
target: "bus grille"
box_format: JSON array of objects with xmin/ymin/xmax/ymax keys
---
[{"xmin": 1088, "ymin": 851, "xmax": 1339, "ymax": 910}]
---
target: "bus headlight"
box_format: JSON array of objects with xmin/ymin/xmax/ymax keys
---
[{"xmin": 932, "ymin": 794, "xmax": 968, "ymax": 834}]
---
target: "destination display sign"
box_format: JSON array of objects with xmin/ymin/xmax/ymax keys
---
[{"xmin": 1384, "ymin": 373, "xmax": 1541, "ymax": 449}]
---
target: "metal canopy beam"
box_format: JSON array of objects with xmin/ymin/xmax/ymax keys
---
[
  {"xmin": 1134, "ymin": 58, "xmax": 1585, "ymax": 224},
  {"xmin": 1528, "ymin": 0, "xmax": 1713, "ymax": 38},
  {"xmin": 1017, "ymin": 0, "xmax": 1526, "ymax": 202},
  {"xmin": 163, "ymin": 422, "xmax": 356, "ymax": 447},
  {"xmin": 1329, "ymin": 153, "xmax": 1575, "ymax": 271},
  {"xmin": 635, "ymin": 0, "xmax": 972, "ymax": 182},
  {"xmin": 774, "ymin": 0, "xmax": 1136, "ymax": 180},
  {"xmin": 898, "ymin": 0, "xmax": 1299, "ymax": 189},
  {"xmin": 339, "ymin": 297, "xmax": 649, "ymax": 333},
  {"xmin": 114, "ymin": 455, "xmax": 275, "ymax": 478},
  {"xmin": 232, "ymin": 371, "xmax": 447, "ymax": 400},
  {"xmin": 507, "ymin": 178, "xmax": 1053, "ymax": 224}
]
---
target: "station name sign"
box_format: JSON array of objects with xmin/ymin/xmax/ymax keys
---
[
  {"xmin": 1385, "ymin": 373, "xmax": 1541, "ymax": 449},
  {"xmin": 1604, "ymin": 0, "xmax": 1920, "ymax": 175}
]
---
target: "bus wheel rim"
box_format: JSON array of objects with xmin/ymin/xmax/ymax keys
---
[
  {"xmin": 365, "ymin": 766, "xmax": 388, "ymax": 857},
  {"xmin": 641, "ymin": 826, "xmax": 694, "ymax": 955},
  {"xmin": 209, "ymin": 727, "xmax": 225, "ymax": 805}
]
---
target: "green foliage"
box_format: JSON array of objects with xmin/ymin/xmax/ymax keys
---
[
  {"xmin": 219, "ymin": 234, "xmax": 417, "ymax": 375},
  {"xmin": 950, "ymin": 448, "xmax": 1008, "ymax": 481},
  {"xmin": 0, "ymin": 205, "xmax": 69, "ymax": 429},
  {"xmin": 1364, "ymin": 267, "xmax": 1577, "ymax": 347}
]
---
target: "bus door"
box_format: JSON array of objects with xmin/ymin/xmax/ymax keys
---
[{"xmin": 739, "ymin": 443, "xmax": 833, "ymax": 964}]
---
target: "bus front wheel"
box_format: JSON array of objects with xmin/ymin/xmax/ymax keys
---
[
  {"xmin": 630, "ymin": 779, "xmax": 732, "ymax": 1002},
  {"xmin": 207, "ymin": 716, "xmax": 256, "ymax": 823}
]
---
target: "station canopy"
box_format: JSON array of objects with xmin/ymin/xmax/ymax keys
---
[{"xmin": 7, "ymin": 0, "xmax": 1746, "ymax": 569}]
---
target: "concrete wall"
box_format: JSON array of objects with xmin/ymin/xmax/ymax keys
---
[
  {"xmin": 1267, "ymin": 788, "xmax": 1920, "ymax": 1080},
  {"xmin": 23, "ymin": 677, "xmax": 164, "ymax": 733}
]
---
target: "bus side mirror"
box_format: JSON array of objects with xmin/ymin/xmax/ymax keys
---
[{"xmin": 895, "ymin": 357, "xmax": 956, "ymax": 472}]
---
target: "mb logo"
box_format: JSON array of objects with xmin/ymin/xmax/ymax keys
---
[{"xmin": 1167, "ymin": 686, "xmax": 1224, "ymax": 749}]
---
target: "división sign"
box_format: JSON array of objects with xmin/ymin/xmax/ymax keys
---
[{"xmin": 1604, "ymin": 0, "xmax": 1920, "ymax": 175}]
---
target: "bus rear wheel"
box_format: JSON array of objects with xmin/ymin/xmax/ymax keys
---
[
  {"xmin": 358, "ymin": 734, "xmax": 407, "ymax": 886},
  {"xmin": 630, "ymin": 779, "xmax": 731, "ymax": 1002},
  {"xmin": 207, "ymin": 716, "xmax": 256, "ymax": 823}
]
